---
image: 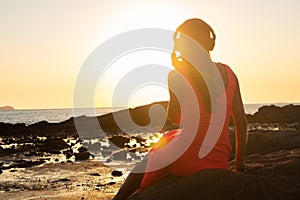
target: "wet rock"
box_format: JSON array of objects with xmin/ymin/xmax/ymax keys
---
[
  {"xmin": 88, "ymin": 142, "xmax": 101, "ymax": 152},
  {"xmin": 109, "ymin": 135, "xmax": 130, "ymax": 148},
  {"xmin": 78, "ymin": 146, "xmax": 88, "ymax": 153},
  {"xmin": 75, "ymin": 151, "xmax": 90, "ymax": 161},
  {"xmin": 101, "ymin": 149, "xmax": 113, "ymax": 157},
  {"xmin": 63, "ymin": 149, "xmax": 73, "ymax": 159},
  {"xmin": 112, "ymin": 151, "xmax": 127, "ymax": 161},
  {"xmin": 37, "ymin": 137, "xmax": 69, "ymax": 152},
  {"xmin": 111, "ymin": 170, "xmax": 123, "ymax": 177},
  {"xmin": 108, "ymin": 181, "xmax": 116, "ymax": 185},
  {"xmin": 90, "ymin": 173, "xmax": 101, "ymax": 176}
]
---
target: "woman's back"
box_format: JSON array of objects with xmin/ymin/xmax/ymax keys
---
[{"xmin": 163, "ymin": 63, "xmax": 236, "ymax": 176}]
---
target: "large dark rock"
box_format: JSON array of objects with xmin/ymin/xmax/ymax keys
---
[
  {"xmin": 74, "ymin": 151, "xmax": 91, "ymax": 161},
  {"xmin": 128, "ymin": 148, "xmax": 300, "ymax": 200},
  {"xmin": 246, "ymin": 104, "xmax": 300, "ymax": 123},
  {"xmin": 36, "ymin": 137, "xmax": 69, "ymax": 152},
  {"xmin": 228, "ymin": 130, "xmax": 300, "ymax": 160},
  {"xmin": 109, "ymin": 135, "xmax": 130, "ymax": 148}
]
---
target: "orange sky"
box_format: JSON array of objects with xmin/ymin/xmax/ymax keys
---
[{"xmin": 1, "ymin": 0, "xmax": 300, "ymax": 109}]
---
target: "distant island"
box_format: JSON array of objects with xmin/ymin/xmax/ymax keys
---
[{"xmin": 0, "ymin": 106, "xmax": 15, "ymax": 111}]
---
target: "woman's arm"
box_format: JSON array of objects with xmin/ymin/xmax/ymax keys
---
[
  {"xmin": 166, "ymin": 70, "xmax": 183, "ymax": 125},
  {"xmin": 232, "ymin": 74, "xmax": 264, "ymax": 171},
  {"xmin": 231, "ymin": 74, "xmax": 248, "ymax": 170}
]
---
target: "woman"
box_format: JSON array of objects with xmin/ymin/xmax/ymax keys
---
[{"xmin": 113, "ymin": 18, "xmax": 262, "ymax": 200}]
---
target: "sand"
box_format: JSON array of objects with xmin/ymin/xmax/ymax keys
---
[{"xmin": 0, "ymin": 160, "xmax": 122, "ymax": 200}]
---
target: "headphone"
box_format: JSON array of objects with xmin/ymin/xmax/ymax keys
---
[
  {"xmin": 207, "ymin": 25, "xmax": 216, "ymax": 51},
  {"xmin": 176, "ymin": 18, "xmax": 216, "ymax": 52}
]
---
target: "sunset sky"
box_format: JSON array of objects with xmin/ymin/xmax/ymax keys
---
[{"xmin": 1, "ymin": 0, "xmax": 300, "ymax": 109}]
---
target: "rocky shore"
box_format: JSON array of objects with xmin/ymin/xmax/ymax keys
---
[{"xmin": 0, "ymin": 102, "xmax": 300, "ymax": 199}]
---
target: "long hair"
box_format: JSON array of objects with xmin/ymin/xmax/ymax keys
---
[{"xmin": 173, "ymin": 18, "xmax": 217, "ymax": 113}]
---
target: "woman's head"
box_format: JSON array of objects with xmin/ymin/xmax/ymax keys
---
[
  {"xmin": 171, "ymin": 18, "xmax": 216, "ymax": 70},
  {"xmin": 175, "ymin": 18, "xmax": 216, "ymax": 52}
]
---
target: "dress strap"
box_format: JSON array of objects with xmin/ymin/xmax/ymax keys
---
[{"xmin": 223, "ymin": 64, "xmax": 236, "ymax": 100}]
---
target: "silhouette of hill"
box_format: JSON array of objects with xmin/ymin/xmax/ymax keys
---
[{"xmin": 0, "ymin": 106, "xmax": 15, "ymax": 111}]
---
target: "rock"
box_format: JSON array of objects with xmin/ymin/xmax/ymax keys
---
[
  {"xmin": 101, "ymin": 149, "xmax": 113, "ymax": 157},
  {"xmin": 63, "ymin": 149, "xmax": 73, "ymax": 159},
  {"xmin": 128, "ymin": 148, "xmax": 300, "ymax": 200},
  {"xmin": 90, "ymin": 173, "xmax": 101, "ymax": 176},
  {"xmin": 109, "ymin": 135, "xmax": 130, "ymax": 148},
  {"xmin": 88, "ymin": 142, "xmax": 101, "ymax": 152},
  {"xmin": 108, "ymin": 181, "xmax": 116, "ymax": 185},
  {"xmin": 111, "ymin": 170, "xmax": 123, "ymax": 177},
  {"xmin": 78, "ymin": 146, "xmax": 88, "ymax": 153},
  {"xmin": 75, "ymin": 152, "xmax": 90, "ymax": 161},
  {"xmin": 246, "ymin": 104, "xmax": 300, "ymax": 123},
  {"xmin": 112, "ymin": 151, "xmax": 127, "ymax": 161},
  {"xmin": 228, "ymin": 130, "xmax": 300, "ymax": 160},
  {"xmin": 37, "ymin": 137, "xmax": 69, "ymax": 152}
]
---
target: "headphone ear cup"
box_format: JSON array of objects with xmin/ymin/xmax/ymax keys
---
[
  {"xmin": 208, "ymin": 28, "xmax": 216, "ymax": 51},
  {"xmin": 209, "ymin": 38, "xmax": 215, "ymax": 51}
]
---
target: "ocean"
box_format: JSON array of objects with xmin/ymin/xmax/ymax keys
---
[{"xmin": 0, "ymin": 103, "xmax": 298, "ymax": 125}]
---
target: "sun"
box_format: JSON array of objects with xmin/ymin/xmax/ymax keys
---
[{"xmin": 94, "ymin": 50, "xmax": 173, "ymax": 108}]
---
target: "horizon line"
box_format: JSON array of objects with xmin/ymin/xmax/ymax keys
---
[{"xmin": 2, "ymin": 101, "xmax": 300, "ymax": 111}]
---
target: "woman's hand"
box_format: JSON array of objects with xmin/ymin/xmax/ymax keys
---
[{"xmin": 236, "ymin": 162, "xmax": 264, "ymax": 172}]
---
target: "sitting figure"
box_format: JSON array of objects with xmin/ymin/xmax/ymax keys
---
[{"xmin": 113, "ymin": 18, "xmax": 263, "ymax": 200}]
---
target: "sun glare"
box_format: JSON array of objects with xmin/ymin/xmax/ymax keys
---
[{"xmin": 94, "ymin": 50, "xmax": 173, "ymax": 108}]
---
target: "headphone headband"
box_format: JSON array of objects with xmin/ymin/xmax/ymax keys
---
[{"xmin": 176, "ymin": 18, "xmax": 216, "ymax": 51}]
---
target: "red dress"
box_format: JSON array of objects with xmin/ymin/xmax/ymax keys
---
[{"xmin": 141, "ymin": 63, "xmax": 236, "ymax": 188}]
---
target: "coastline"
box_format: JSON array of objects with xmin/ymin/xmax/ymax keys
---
[
  {"xmin": 0, "ymin": 102, "xmax": 300, "ymax": 199},
  {"xmin": 1, "ymin": 102, "xmax": 300, "ymax": 126}
]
